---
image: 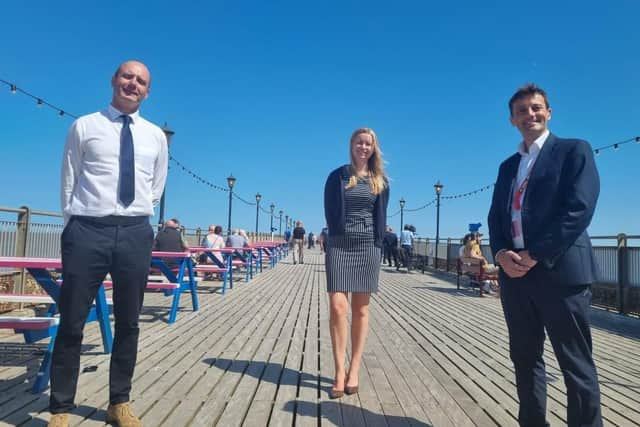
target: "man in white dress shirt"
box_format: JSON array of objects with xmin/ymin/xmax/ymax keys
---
[{"xmin": 49, "ymin": 60, "xmax": 167, "ymax": 427}]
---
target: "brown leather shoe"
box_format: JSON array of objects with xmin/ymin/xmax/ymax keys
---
[
  {"xmin": 344, "ymin": 385, "xmax": 359, "ymax": 395},
  {"xmin": 345, "ymin": 373, "xmax": 359, "ymax": 395},
  {"xmin": 48, "ymin": 413, "xmax": 70, "ymax": 427},
  {"xmin": 106, "ymin": 402, "xmax": 141, "ymax": 427},
  {"xmin": 329, "ymin": 388, "xmax": 344, "ymax": 399}
]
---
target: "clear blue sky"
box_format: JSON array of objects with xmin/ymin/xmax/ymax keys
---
[{"xmin": 2, "ymin": 1, "xmax": 639, "ymax": 239}]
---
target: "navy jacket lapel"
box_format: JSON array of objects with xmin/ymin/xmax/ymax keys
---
[
  {"xmin": 501, "ymin": 155, "xmax": 519, "ymax": 242},
  {"xmin": 523, "ymin": 133, "xmax": 558, "ymax": 207}
]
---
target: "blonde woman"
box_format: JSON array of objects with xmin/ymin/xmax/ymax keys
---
[{"xmin": 323, "ymin": 127, "xmax": 389, "ymax": 399}]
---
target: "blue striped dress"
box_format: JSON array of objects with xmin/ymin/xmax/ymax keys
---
[{"xmin": 326, "ymin": 177, "xmax": 381, "ymax": 293}]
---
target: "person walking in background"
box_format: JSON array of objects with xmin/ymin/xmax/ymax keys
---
[
  {"xmin": 319, "ymin": 226, "xmax": 329, "ymax": 253},
  {"xmin": 324, "ymin": 127, "xmax": 389, "ymax": 399},
  {"xmin": 53, "ymin": 60, "xmax": 167, "ymax": 427},
  {"xmin": 488, "ymin": 83, "xmax": 602, "ymax": 427},
  {"xmin": 292, "ymin": 221, "xmax": 306, "ymax": 264},
  {"xmin": 382, "ymin": 226, "xmax": 399, "ymax": 267},
  {"xmin": 399, "ymin": 224, "xmax": 414, "ymax": 271},
  {"xmin": 308, "ymin": 231, "xmax": 315, "ymax": 249}
]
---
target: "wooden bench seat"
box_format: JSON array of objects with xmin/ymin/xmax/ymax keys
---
[
  {"xmin": 0, "ymin": 316, "xmax": 59, "ymax": 330},
  {"xmin": 0, "ymin": 316, "xmax": 59, "ymax": 393},
  {"xmin": 192, "ymin": 265, "xmax": 230, "ymax": 274},
  {"xmin": 0, "ymin": 293, "xmax": 113, "ymax": 305}
]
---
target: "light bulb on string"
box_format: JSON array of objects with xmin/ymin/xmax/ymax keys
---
[{"xmin": 10, "ymin": 84, "xmax": 17, "ymax": 94}]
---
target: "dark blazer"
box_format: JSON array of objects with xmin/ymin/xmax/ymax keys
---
[
  {"xmin": 324, "ymin": 165, "xmax": 389, "ymax": 248},
  {"xmin": 488, "ymin": 133, "xmax": 600, "ymax": 286}
]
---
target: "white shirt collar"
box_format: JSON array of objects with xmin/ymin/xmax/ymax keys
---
[
  {"xmin": 517, "ymin": 129, "xmax": 549, "ymax": 156},
  {"xmin": 107, "ymin": 104, "xmax": 140, "ymax": 123}
]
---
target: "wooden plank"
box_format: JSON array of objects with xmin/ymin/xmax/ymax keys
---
[{"xmin": 2, "ymin": 250, "xmax": 640, "ymax": 427}]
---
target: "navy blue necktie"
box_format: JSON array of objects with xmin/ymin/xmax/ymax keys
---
[{"xmin": 119, "ymin": 115, "xmax": 135, "ymax": 207}]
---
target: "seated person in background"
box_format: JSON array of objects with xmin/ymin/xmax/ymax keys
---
[
  {"xmin": 459, "ymin": 233, "xmax": 474, "ymax": 258},
  {"xmin": 462, "ymin": 232, "xmax": 498, "ymax": 292},
  {"xmin": 226, "ymin": 229, "xmax": 249, "ymax": 262},
  {"xmin": 239, "ymin": 229, "xmax": 251, "ymax": 245},
  {"xmin": 153, "ymin": 218, "xmax": 189, "ymax": 269},
  {"xmin": 200, "ymin": 224, "xmax": 225, "ymax": 264}
]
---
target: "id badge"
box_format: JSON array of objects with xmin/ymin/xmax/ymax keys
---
[{"xmin": 511, "ymin": 220, "xmax": 522, "ymax": 238}]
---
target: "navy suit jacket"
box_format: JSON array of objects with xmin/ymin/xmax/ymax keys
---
[{"xmin": 488, "ymin": 133, "xmax": 600, "ymax": 286}]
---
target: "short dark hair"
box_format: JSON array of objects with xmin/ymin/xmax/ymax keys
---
[
  {"xmin": 508, "ymin": 83, "xmax": 550, "ymax": 116},
  {"xmin": 214, "ymin": 225, "xmax": 223, "ymax": 234}
]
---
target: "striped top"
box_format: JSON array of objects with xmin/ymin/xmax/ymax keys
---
[
  {"xmin": 328, "ymin": 177, "xmax": 376, "ymax": 249},
  {"xmin": 344, "ymin": 178, "xmax": 376, "ymax": 239}
]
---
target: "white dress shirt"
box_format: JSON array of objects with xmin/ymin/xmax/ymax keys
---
[
  {"xmin": 61, "ymin": 105, "xmax": 168, "ymax": 224},
  {"xmin": 510, "ymin": 129, "xmax": 549, "ymax": 249}
]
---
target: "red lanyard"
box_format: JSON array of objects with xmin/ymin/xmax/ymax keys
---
[
  {"xmin": 512, "ymin": 156, "xmax": 537, "ymax": 211},
  {"xmin": 512, "ymin": 176, "xmax": 530, "ymax": 211}
]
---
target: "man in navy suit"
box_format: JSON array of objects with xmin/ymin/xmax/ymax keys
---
[{"xmin": 488, "ymin": 84, "xmax": 602, "ymax": 427}]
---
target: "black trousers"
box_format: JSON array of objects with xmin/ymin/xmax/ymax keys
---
[
  {"xmin": 501, "ymin": 279, "xmax": 602, "ymax": 427},
  {"xmin": 383, "ymin": 246, "xmax": 399, "ymax": 266},
  {"xmin": 50, "ymin": 215, "xmax": 153, "ymax": 413}
]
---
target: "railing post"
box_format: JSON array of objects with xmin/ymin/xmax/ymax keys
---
[
  {"xmin": 446, "ymin": 238, "xmax": 451, "ymax": 272},
  {"xmin": 425, "ymin": 238, "xmax": 430, "ymax": 269},
  {"xmin": 195, "ymin": 227, "xmax": 202, "ymax": 246},
  {"xmin": 15, "ymin": 206, "xmax": 31, "ymax": 296},
  {"xmin": 616, "ymin": 233, "xmax": 628, "ymax": 314}
]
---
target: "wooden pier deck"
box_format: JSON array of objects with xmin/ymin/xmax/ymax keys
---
[{"xmin": 1, "ymin": 249, "xmax": 639, "ymax": 426}]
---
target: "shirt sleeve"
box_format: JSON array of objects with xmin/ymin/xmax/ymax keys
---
[
  {"xmin": 60, "ymin": 120, "xmax": 83, "ymax": 225},
  {"xmin": 152, "ymin": 131, "xmax": 169, "ymax": 207}
]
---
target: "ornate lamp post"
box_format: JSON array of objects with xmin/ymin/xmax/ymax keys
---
[
  {"xmin": 270, "ymin": 203, "xmax": 275, "ymax": 238},
  {"xmin": 226, "ymin": 174, "xmax": 236, "ymax": 235},
  {"xmin": 434, "ymin": 181, "xmax": 444, "ymax": 269},
  {"xmin": 158, "ymin": 122, "xmax": 175, "ymax": 226},
  {"xmin": 399, "ymin": 198, "xmax": 406, "ymax": 233},
  {"xmin": 255, "ymin": 193, "xmax": 262, "ymax": 234},
  {"xmin": 279, "ymin": 210, "xmax": 283, "ymax": 235}
]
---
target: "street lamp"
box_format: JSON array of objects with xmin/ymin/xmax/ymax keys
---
[
  {"xmin": 270, "ymin": 203, "xmax": 275, "ymax": 238},
  {"xmin": 434, "ymin": 181, "xmax": 444, "ymax": 269},
  {"xmin": 399, "ymin": 198, "xmax": 406, "ymax": 233},
  {"xmin": 285, "ymin": 214, "xmax": 289, "ymax": 231},
  {"xmin": 159, "ymin": 122, "xmax": 175, "ymax": 226},
  {"xmin": 226, "ymin": 174, "xmax": 236, "ymax": 235},
  {"xmin": 254, "ymin": 193, "xmax": 262, "ymax": 234},
  {"xmin": 279, "ymin": 210, "xmax": 283, "ymax": 235}
]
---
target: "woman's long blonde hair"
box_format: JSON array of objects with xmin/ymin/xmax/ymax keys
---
[{"xmin": 346, "ymin": 127, "xmax": 387, "ymax": 195}]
